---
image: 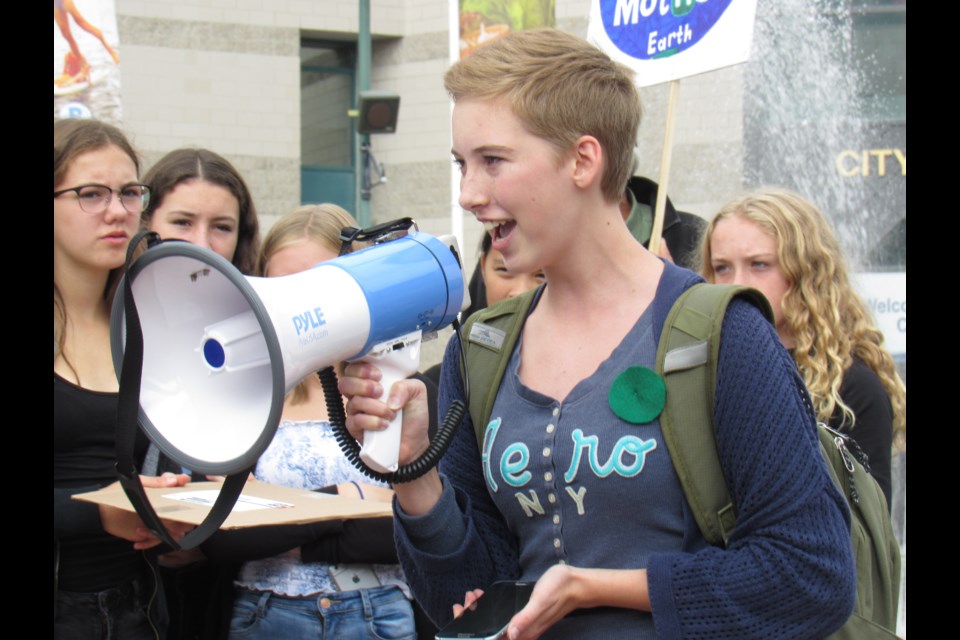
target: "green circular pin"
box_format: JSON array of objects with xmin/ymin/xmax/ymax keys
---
[{"xmin": 609, "ymin": 366, "xmax": 666, "ymax": 425}]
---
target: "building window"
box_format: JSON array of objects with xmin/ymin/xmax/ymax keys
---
[{"xmin": 301, "ymin": 39, "xmax": 357, "ymax": 210}]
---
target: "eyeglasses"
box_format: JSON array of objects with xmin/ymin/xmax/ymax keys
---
[{"xmin": 53, "ymin": 183, "xmax": 152, "ymax": 215}]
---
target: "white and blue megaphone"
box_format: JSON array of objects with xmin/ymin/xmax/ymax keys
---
[{"xmin": 110, "ymin": 225, "xmax": 466, "ymax": 484}]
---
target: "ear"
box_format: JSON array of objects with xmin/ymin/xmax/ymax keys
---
[{"xmin": 571, "ymin": 135, "xmax": 603, "ymax": 192}]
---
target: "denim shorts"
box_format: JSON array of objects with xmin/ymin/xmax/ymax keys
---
[
  {"xmin": 54, "ymin": 575, "xmax": 160, "ymax": 640},
  {"xmin": 230, "ymin": 584, "xmax": 416, "ymax": 640}
]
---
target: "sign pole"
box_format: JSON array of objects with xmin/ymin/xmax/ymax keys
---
[{"xmin": 648, "ymin": 79, "xmax": 680, "ymax": 257}]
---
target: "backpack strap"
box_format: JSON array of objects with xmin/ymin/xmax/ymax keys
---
[
  {"xmin": 655, "ymin": 283, "xmax": 773, "ymax": 547},
  {"xmin": 461, "ymin": 288, "xmax": 540, "ymax": 451}
]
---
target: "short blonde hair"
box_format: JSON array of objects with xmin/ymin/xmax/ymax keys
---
[
  {"xmin": 701, "ymin": 188, "xmax": 906, "ymax": 445},
  {"xmin": 444, "ymin": 28, "xmax": 642, "ymax": 203},
  {"xmin": 258, "ymin": 204, "xmax": 363, "ymax": 403}
]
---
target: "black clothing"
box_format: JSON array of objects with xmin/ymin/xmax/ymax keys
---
[
  {"xmin": 54, "ymin": 372, "xmax": 170, "ymax": 636},
  {"xmin": 54, "ymin": 374, "xmax": 149, "ymax": 592},
  {"xmin": 829, "ymin": 358, "xmax": 894, "ymax": 506},
  {"xmin": 626, "ymin": 176, "xmax": 707, "ymax": 269}
]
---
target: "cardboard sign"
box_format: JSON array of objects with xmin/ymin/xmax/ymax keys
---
[{"xmin": 74, "ymin": 481, "xmax": 393, "ymax": 529}]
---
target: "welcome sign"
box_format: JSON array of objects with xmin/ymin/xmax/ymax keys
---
[{"xmin": 588, "ymin": 0, "xmax": 758, "ymax": 87}]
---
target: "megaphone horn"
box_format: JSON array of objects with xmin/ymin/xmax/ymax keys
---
[{"xmin": 112, "ymin": 228, "xmax": 466, "ymax": 479}]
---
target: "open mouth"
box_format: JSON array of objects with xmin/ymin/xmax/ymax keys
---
[{"xmin": 484, "ymin": 220, "xmax": 516, "ymax": 247}]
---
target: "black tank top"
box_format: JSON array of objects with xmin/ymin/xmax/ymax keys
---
[{"xmin": 54, "ymin": 373, "xmax": 149, "ymax": 592}]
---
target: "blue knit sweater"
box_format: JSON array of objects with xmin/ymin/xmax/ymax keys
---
[{"xmin": 395, "ymin": 263, "xmax": 856, "ymax": 639}]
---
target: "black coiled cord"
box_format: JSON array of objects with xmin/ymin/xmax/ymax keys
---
[{"xmin": 323, "ymin": 366, "xmax": 466, "ymax": 484}]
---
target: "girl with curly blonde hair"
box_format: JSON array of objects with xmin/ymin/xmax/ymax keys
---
[{"xmin": 702, "ymin": 187, "xmax": 905, "ymax": 504}]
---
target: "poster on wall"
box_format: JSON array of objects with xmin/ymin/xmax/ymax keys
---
[
  {"xmin": 53, "ymin": 0, "xmax": 123, "ymax": 124},
  {"xmin": 458, "ymin": 0, "xmax": 556, "ymax": 58},
  {"xmin": 854, "ymin": 272, "xmax": 906, "ymax": 357},
  {"xmin": 587, "ymin": 0, "xmax": 757, "ymax": 87}
]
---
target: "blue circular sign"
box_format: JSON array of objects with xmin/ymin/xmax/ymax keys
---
[
  {"xmin": 58, "ymin": 101, "xmax": 93, "ymax": 120},
  {"xmin": 599, "ymin": 0, "xmax": 733, "ymax": 59}
]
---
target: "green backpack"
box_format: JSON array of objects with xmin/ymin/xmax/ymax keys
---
[{"xmin": 461, "ymin": 282, "xmax": 902, "ymax": 639}]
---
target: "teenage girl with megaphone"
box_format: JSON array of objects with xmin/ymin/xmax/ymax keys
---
[
  {"xmin": 54, "ymin": 118, "xmax": 192, "ymax": 638},
  {"xmin": 336, "ymin": 28, "xmax": 856, "ymax": 640}
]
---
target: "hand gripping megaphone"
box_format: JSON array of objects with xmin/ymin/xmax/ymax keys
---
[{"xmin": 110, "ymin": 220, "xmax": 467, "ymax": 549}]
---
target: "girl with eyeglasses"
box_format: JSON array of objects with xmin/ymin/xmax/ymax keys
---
[{"xmin": 54, "ymin": 118, "xmax": 192, "ymax": 640}]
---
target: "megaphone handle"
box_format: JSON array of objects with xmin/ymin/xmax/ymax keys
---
[
  {"xmin": 358, "ymin": 365, "xmax": 406, "ymax": 474},
  {"xmin": 357, "ymin": 336, "xmax": 422, "ymax": 474}
]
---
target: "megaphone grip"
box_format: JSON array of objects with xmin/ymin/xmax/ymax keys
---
[
  {"xmin": 357, "ymin": 339, "xmax": 422, "ymax": 473},
  {"xmin": 324, "ymin": 373, "xmax": 466, "ymax": 485},
  {"xmin": 357, "ymin": 373, "xmax": 407, "ymax": 473}
]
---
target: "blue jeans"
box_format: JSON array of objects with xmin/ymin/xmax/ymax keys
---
[
  {"xmin": 55, "ymin": 575, "xmax": 160, "ymax": 640},
  {"xmin": 230, "ymin": 585, "xmax": 416, "ymax": 640}
]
